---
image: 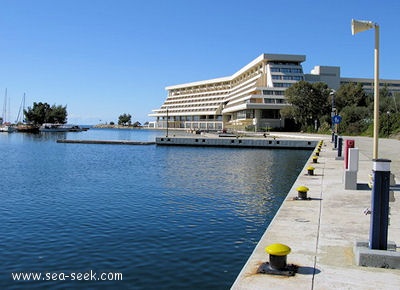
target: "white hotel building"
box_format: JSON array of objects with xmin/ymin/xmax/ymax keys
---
[{"xmin": 149, "ymin": 53, "xmax": 400, "ymax": 131}]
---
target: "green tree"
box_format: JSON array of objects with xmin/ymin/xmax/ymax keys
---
[
  {"xmin": 334, "ymin": 83, "xmax": 368, "ymax": 111},
  {"xmin": 118, "ymin": 113, "xmax": 132, "ymax": 126},
  {"xmin": 49, "ymin": 104, "xmax": 68, "ymax": 124},
  {"xmin": 340, "ymin": 106, "xmax": 370, "ymax": 135},
  {"xmin": 378, "ymin": 87, "xmax": 400, "ymax": 137},
  {"xmin": 379, "ymin": 84, "xmax": 397, "ymax": 114},
  {"xmin": 282, "ymin": 81, "xmax": 331, "ymax": 131},
  {"xmin": 24, "ymin": 102, "xmax": 67, "ymax": 125}
]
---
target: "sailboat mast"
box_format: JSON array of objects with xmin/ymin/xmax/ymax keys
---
[
  {"xmin": 2, "ymin": 88, "xmax": 7, "ymax": 123},
  {"xmin": 16, "ymin": 93, "xmax": 26, "ymax": 123},
  {"xmin": 8, "ymin": 91, "xmax": 11, "ymax": 123}
]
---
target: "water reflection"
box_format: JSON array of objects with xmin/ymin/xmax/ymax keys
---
[
  {"xmin": 160, "ymin": 146, "xmax": 310, "ymax": 222},
  {"xmin": 0, "ymin": 130, "xmax": 311, "ymax": 289}
]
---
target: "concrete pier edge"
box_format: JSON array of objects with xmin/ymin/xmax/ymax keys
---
[{"xmin": 155, "ymin": 136, "xmax": 318, "ymax": 149}]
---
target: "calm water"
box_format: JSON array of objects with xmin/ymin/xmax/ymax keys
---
[{"xmin": 0, "ymin": 129, "xmax": 311, "ymax": 289}]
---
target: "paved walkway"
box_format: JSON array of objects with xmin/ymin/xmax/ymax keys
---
[{"xmin": 232, "ymin": 135, "xmax": 400, "ymax": 289}]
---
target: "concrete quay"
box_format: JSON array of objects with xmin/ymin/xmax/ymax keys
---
[
  {"xmin": 155, "ymin": 135, "xmax": 318, "ymax": 149},
  {"xmin": 232, "ymin": 135, "xmax": 400, "ymax": 290},
  {"xmin": 56, "ymin": 139, "xmax": 155, "ymax": 145}
]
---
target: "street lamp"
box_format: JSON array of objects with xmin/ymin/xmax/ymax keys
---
[
  {"xmin": 330, "ymin": 90, "xmax": 336, "ymax": 132},
  {"xmin": 351, "ymin": 19, "xmax": 380, "ymax": 159},
  {"xmin": 353, "ymin": 20, "xmax": 392, "ymax": 252}
]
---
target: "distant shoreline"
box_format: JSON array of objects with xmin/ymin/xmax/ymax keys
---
[{"xmin": 93, "ymin": 124, "xmax": 144, "ymax": 129}]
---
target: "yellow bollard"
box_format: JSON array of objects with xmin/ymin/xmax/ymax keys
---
[
  {"xmin": 296, "ymin": 185, "xmax": 309, "ymax": 200},
  {"xmin": 257, "ymin": 243, "xmax": 297, "ymax": 276},
  {"xmin": 265, "ymin": 243, "xmax": 291, "ymax": 270},
  {"xmin": 307, "ymin": 166, "xmax": 315, "ymax": 176}
]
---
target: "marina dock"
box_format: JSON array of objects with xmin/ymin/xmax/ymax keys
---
[
  {"xmin": 56, "ymin": 139, "xmax": 155, "ymax": 145},
  {"xmin": 232, "ymin": 135, "xmax": 400, "ymax": 289},
  {"xmin": 155, "ymin": 135, "xmax": 318, "ymax": 149}
]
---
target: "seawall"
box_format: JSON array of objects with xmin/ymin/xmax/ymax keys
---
[
  {"xmin": 56, "ymin": 139, "xmax": 155, "ymax": 145},
  {"xmin": 156, "ymin": 136, "xmax": 318, "ymax": 149}
]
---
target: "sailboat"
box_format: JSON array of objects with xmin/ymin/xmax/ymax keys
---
[
  {"xmin": 0, "ymin": 88, "xmax": 15, "ymax": 133},
  {"xmin": 15, "ymin": 93, "xmax": 39, "ymax": 133}
]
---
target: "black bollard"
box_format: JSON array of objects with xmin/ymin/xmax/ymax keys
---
[
  {"xmin": 369, "ymin": 159, "xmax": 391, "ymax": 250},
  {"xmin": 337, "ymin": 137, "xmax": 343, "ymax": 157},
  {"xmin": 334, "ymin": 134, "xmax": 338, "ymax": 149}
]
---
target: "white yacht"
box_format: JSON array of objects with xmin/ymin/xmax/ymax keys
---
[{"xmin": 39, "ymin": 123, "xmax": 70, "ymax": 132}]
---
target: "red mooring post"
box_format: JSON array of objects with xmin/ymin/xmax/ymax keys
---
[{"xmin": 344, "ymin": 139, "xmax": 355, "ymax": 169}]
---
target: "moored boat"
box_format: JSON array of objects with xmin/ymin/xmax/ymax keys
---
[
  {"xmin": 0, "ymin": 124, "xmax": 16, "ymax": 132},
  {"xmin": 15, "ymin": 124, "xmax": 40, "ymax": 133},
  {"xmin": 68, "ymin": 125, "xmax": 83, "ymax": 132},
  {"xmin": 39, "ymin": 123, "xmax": 70, "ymax": 132},
  {"xmin": 39, "ymin": 123, "xmax": 87, "ymax": 132}
]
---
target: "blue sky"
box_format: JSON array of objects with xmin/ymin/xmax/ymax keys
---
[{"xmin": 1, "ymin": 0, "xmax": 399, "ymax": 125}]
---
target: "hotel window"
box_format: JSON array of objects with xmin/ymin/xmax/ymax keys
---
[
  {"xmin": 236, "ymin": 110, "xmax": 246, "ymax": 119},
  {"xmin": 282, "ymin": 75, "xmax": 303, "ymax": 81},
  {"xmin": 261, "ymin": 109, "xmax": 280, "ymax": 119},
  {"xmin": 274, "ymin": 83, "xmax": 292, "ymax": 88}
]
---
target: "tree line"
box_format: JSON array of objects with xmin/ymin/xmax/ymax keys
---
[
  {"xmin": 281, "ymin": 81, "xmax": 400, "ymax": 137},
  {"xmin": 23, "ymin": 103, "xmax": 143, "ymax": 127},
  {"xmin": 23, "ymin": 102, "xmax": 68, "ymax": 125},
  {"xmin": 114, "ymin": 113, "xmax": 141, "ymax": 127}
]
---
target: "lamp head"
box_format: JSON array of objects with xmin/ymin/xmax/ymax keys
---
[{"xmin": 351, "ymin": 19, "xmax": 375, "ymax": 35}]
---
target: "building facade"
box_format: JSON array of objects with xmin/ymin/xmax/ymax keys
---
[{"xmin": 149, "ymin": 53, "xmax": 400, "ymax": 131}]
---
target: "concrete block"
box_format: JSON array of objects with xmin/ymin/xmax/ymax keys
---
[
  {"xmin": 390, "ymin": 173, "xmax": 396, "ymax": 186},
  {"xmin": 344, "ymin": 170, "xmax": 357, "ymax": 190},
  {"xmin": 390, "ymin": 191, "xmax": 396, "ymax": 202},
  {"xmin": 354, "ymin": 240, "xmax": 400, "ymax": 269},
  {"xmin": 355, "ymin": 240, "xmax": 397, "ymax": 251},
  {"xmin": 348, "ymin": 148, "xmax": 359, "ymax": 171}
]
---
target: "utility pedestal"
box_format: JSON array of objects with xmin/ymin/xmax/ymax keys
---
[
  {"xmin": 369, "ymin": 159, "xmax": 391, "ymax": 250},
  {"xmin": 354, "ymin": 158, "xmax": 400, "ymax": 269}
]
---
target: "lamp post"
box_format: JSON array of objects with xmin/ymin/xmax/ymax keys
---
[
  {"xmin": 351, "ymin": 19, "xmax": 380, "ymax": 159},
  {"xmin": 330, "ymin": 90, "xmax": 336, "ymax": 132},
  {"xmin": 386, "ymin": 111, "xmax": 390, "ymax": 137},
  {"xmin": 352, "ymin": 20, "xmax": 393, "ymax": 251}
]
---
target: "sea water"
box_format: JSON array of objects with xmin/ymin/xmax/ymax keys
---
[{"xmin": 0, "ymin": 129, "xmax": 311, "ymax": 289}]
